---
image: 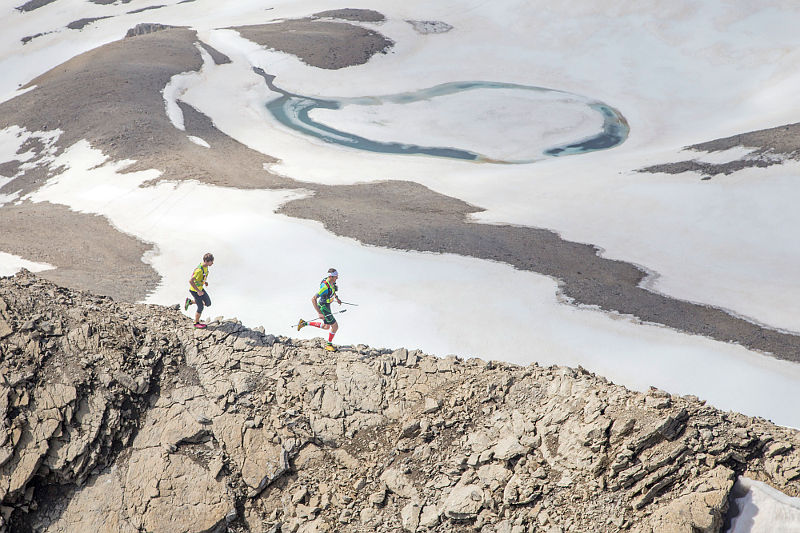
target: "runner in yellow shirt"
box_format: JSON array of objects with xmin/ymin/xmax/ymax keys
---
[{"xmin": 184, "ymin": 253, "xmax": 214, "ymax": 328}]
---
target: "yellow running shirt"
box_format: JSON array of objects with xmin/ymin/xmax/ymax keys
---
[{"xmin": 190, "ymin": 264, "xmax": 208, "ymax": 292}]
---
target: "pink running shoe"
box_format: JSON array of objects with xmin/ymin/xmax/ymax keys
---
[{"xmin": 194, "ymin": 322, "xmax": 207, "ymax": 329}]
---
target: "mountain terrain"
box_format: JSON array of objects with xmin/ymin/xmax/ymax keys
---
[{"xmin": 1, "ymin": 270, "xmax": 799, "ymax": 532}]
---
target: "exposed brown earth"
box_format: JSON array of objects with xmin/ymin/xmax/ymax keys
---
[
  {"xmin": 0, "ymin": 201, "xmax": 158, "ymax": 302},
  {"xmin": 66, "ymin": 16, "xmax": 111, "ymax": 30},
  {"xmin": 127, "ymin": 4, "xmax": 166, "ymax": 15},
  {"xmin": 0, "ymin": 161, "xmax": 20, "ymax": 178},
  {"xmin": 312, "ymin": 8, "xmax": 387, "ymax": 23},
  {"xmin": 640, "ymin": 122, "xmax": 800, "ymax": 178},
  {"xmin": 15, "ymin": 0, "xmax": 56, "ymax": 12},
  {"xmin": 232, "ymin": 19, "xmax": 394, "ymax": 70}
]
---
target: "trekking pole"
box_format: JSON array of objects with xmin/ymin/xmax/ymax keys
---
[
  {"xmin": 339, "ymin": 301, "xmax": 359, "ymax": 306},
  {"xmin": 291, "ymin": 309, "xmax": 347, "ymax": 327}
]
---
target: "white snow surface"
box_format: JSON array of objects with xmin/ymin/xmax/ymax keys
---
[
  {"xmin": 307, "ymin": 87, "xmax": 606, "ymax": 161},
  {"xmin": 0, "ymin": 252, "xmax": 53, "ymax": 277},
  {"xmin": 727, "ymin": 477, "xmax": 800, "ymax": 533},
  {"xmin": 4, "ymin": 0, "xmax": 800, "ymax": 526}
]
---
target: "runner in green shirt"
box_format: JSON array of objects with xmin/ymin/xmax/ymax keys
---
[{"xmin": 297, "ymin": 268, "xmax": 342, "ymax": 351}]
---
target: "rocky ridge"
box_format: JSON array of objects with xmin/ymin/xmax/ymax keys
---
[{"xmin": 0, "ymin": 270, "xmax": 799, "ymax": 532}]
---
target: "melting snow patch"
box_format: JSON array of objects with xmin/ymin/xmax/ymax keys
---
[
  {"xmin": 0, "ymin": 252, "xmax": 54, "ymax": 277},
  {"xmin": 162, "ymin": 44, "xmax": 212, "ymax": 131},
  {"xmin": 187, "ymin": 135, "xmax": 210, "ymax": 148},
  {"xmin": 726, "ymin": 477, "xmax": 800, "ymax": 533},
  {"xmin": 691, "ymin": 146, "xmax": 758, "ymax": 164}
]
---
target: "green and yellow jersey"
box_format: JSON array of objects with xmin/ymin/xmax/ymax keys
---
[{"xmin": 190, "ymin": 263, "xmax": 208, "ymax": 292}]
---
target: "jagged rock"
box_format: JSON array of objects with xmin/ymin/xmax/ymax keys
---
[
  {"xmin": 359, "ymin": 506, "xmax": 381, "ymax": 527},
  {"xmin": 493, "ymin": 435, "xmax": 530, "ymax": 461},
  {"xmin": 240, "ymin": 427, "xmax": 284, "ymax": 493},
  {"xmin": 476, "ymin": 463, "xmax": 512, "ymax": 490},
  {"xmin": 642, "ymin": 466, "xmax": 735, "ymax": 532},
  {"xmin": 125, "ymin": 22, "xmax": 174, "ymax": 38},
  {"xmin": 401, "ymin": 501, "xmax": 422, "ymax": 531},
  {"xmin": 367, "ymin": 484, "xmax": 386, "ymax": 506},
  {"xmin": 423, "ymin": 397, "xmax": 441, "ymax": 414},
  {"xmin": 503, "ymin": 472, "xmax": 542, "ymax": 505},
  {"xmin": 38, "ymin": 445, "xmax": 234, "ymax": 533},
  {"xmin": 380, "ymin": 467, "xmax": 420, "ymax": 500},
  {"xmin": 1, "ymin": 272, "xmax": 799, "ymax": 533},
  {"xmin": 442, "ymin": 484, "xmax": 485, "ymax": 519},
  {"xmin": 0, "ymin": 316, "xmax": 12, "ymax": 339},
  {"xmin": 419, "ymin": 503, "xmax": 440, "ymax": 527},
  {"xmin": 400, "ymin": 420, "xmax": 421, "ymax": 439}
]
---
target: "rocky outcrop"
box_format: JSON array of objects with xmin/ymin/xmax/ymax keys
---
[{"xmin": 1, "ymin": 270, "xmax": 799, "ymax": 532}]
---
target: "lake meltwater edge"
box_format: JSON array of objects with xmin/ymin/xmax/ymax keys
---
[{"xmin": 261, "ymin": 75, "xmax": 629, "ymax": 163}]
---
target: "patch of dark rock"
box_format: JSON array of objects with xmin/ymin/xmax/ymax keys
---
[
  {"xmin": 7, "ymin": 510, "xmax": 35, "ymax": 533},
  {"xmin": 176, "ymin": 443, "xmax": 215, "ymax": 469},
  {"xmin": 17, "ymin": 136, "xmax": 46, "ymax": 156},
  {"xmin": 312, "ymin": 8, "xmax": 386, "ymax": 23},
  {"xmin": 21, "ymin": 33, "xmax": 47, "ymax": 45},
  {"xmin": 0, "ymin": 27, "xmax": 204, "ymax": 196},
  {"xmin": 640, "ymin": 158, "xmax": 771, "ymax": 178},
  {"xmin": 67, "ymin": 16, "xmax": 112, "ymax": 30},
  {"xmin": 0, "ymin": 160, "xmax": 21, "ymax": 178},
  {"xmin": 89, "ymin": 0, "xmax": 133, "ymax": 4},
  {"xmin": 127, "ymin": 4, "xmax": 165, "ymax": 14},
  {"xmin": 171, "ymin": 101, "xmax": 284, "ymax": 188},
  {"xmin": 639, "ymin": 122, "xmax": 800, "ymax": 177},
  {"xmin": 199, "ymin": 41, "xmax": 232, "ymax": 65},
  {"xmin": 11, "ymin": 480, "xmax": 76, "ymax": 531},
  {"xmin": 232, "ymin": 19, "xmax": 394, "ymax": 69},
  {"xmin": 175, "ymin": 363, "xmax": 201, "ymax": 386},
  {"xmin": 406, "ymin": 20, "xmax": 454, "ymax": 34},
  {"xmin": 125, "ymin": 22, "xmax": 174, "ymax": 37},
  {"xmin": 691, "ymin": 122, "xmax": 800, "ymax": 155},
  {"xmin": 15, "ymin": 0, "xmax": 56, "ymax": 11}
]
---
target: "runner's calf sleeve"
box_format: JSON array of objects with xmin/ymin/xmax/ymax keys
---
[
  {"xmin": 328, "ymin": 332, "xmax": 335, "ymax": 342},
  {"xmin": 310, "ymin": 321, "xmax": 322, "ymax": 328}
]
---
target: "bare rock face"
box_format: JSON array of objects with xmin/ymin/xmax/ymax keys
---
[
  {"xmin": 125, "ymin": 23, "xmax": 175, "ymax": 38},
  {"xmin": 1, "ymin": 270, "xmax": 800, "ymax": 532}
]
